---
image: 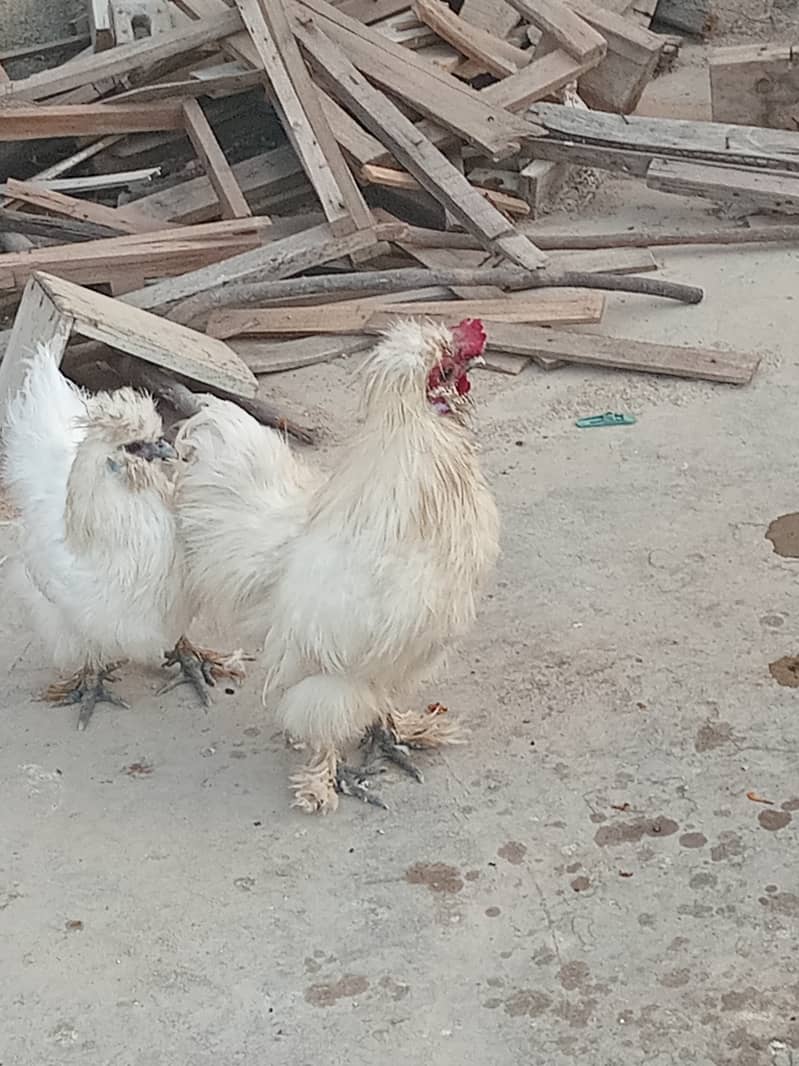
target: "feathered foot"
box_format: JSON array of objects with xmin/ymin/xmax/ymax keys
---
[
  {"xmin": 159, "ymin": 636, "xmax": 249, "ymax": 707},
  {"xmin": 361, "ymin": 703, "xmax": 465, "ymax": 783},
  {"xmin": 290, "ymin": 748, "xmax": 388, "ymax": 815},
  {"xmin": 45, "ymin": 662, "xmax": 129, "ymax": 731}
]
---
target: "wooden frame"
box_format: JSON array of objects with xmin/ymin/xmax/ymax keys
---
[{"xmin": 0, "ymin": 272, "xmax": 258, "ymax": 423}]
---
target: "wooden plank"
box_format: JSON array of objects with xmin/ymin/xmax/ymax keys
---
[
  {"xmin": 507, "ymin": 0, "xmax": 606, "ymax": 63},
  {"xmin": 0, "ymin": 102, "xmax": 185, "ymax": 139},
  {"xmin": 563, "ymin": 0, "xmax": 663, "ymax": 112},
  {"xmin": 90, "ymin": 0, "xmax": 116, "ymax": 50},
  {"xmin": 336, "ymin": 0, "xmax": 409, "ymax": 21},
  {"xmin": 374, "ymin": 12, "xmax": 437, "ymax": 48},
  {"xmin": 121, "ymin": 222, "xmax": 380, "ymax": 310},
  {"xmin": 710, "ymin": 45, "xmax": 799, "ymax": 131},
  {"xmin": 646, "ymin": 158, "xmax": 799, "ymax": 214},
  {"xmin": 458, "ymin": 0, "xmax": 520, "ymax": 37},
  {"xmin": 527, "ymin": 103, "xmax": 799, "ymax": 172},
  {"xmin": 484, "ymin": 48, "xmax": 598, "ymax": 109},
  {"xmin": 293, "ymin": 0, "xmax": 532, "ymax": 160},
  {"xmin": 0, "ymin": 34, "xmax": 92, "ymax": 64},
  {"xmin": 412, "ymin": 0, "xmax": 529, "ymax": 78},
  {"xmin": 1, "ymin": 170, "xmax": 160, "ymax": 196},
  {"xmin": 651, "ymin": 0, "xmax": 713, "ymax": 35},
  {"xmin": 0, "ymin": 206, "xmax": 122, "ymax": 243},
  {"xmin": 37, "ymin": 272, "xmax": 258, "ymax": 397},
  {"xmin": 234, "ymin": 0, "xmax": 372, "ymax": 234},
  {"xmin": 483, "ymin": 323, "xmax": 760, "ymax": 384},
  {"xmin": 294, "ymin": 17, "xmax": 548, "ymax": 269},
  {"xmin": 3, "ymin": 179, "xmax": 171, "ymax": 235},
  {"xmin": 110, "ymin": 0, "xmax": 176, "ymax": 43},
  {"xmin": 359, "ymin": 164, "xmax": 531, "ymax": 216},
  {"xmin": 114, "ymin": 69, "xmax": 264, "ymax": 101},
  {"xmin": 206, "ymin": 290, "xmax": 604, "ymax": 337},
  {"xmin": 0, "ymin": 9, "xmax": 242, "ymax": 101},
  {"xmin": 182, "ymin": 99, "xmax": 252, "ymax": 219},
  {"xmin": 0, "ymin": 278, "xmax": 73, "ymax": 422}
]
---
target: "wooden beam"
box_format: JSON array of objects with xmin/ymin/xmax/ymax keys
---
[
  {"xmin": 0, "ymin": 9, "xmax": 242, "ymax": 101},
  {"xmin": 710, "ymin": 44, "xmax": 799, "ymax": 131},
  {"xmin": 458, "ymin": 0, "xmax": 520, "ymax": 37},
  {"xmin": 484, "ymin": 47, "xmax": 598, "ymax": 109},
  {"xmin": 89, "ymin": 0, "xmax": 115, "ymax": 50},
  {"xmin": 293, "ymin": 0, "xmax": 533, "ymax": 160},
  {"xmin": 181, "ymin": 99, "xmax": 252, "ymax": 219},
  {"xmin": 359, "ymin": 164, "xmax": 531, "ymax": 217},
  {"xmin": 646, "ymin": 158, "xmax": 799, "ymax": 214},
  {"xmin": 33, "ymin": 272, "xmax": 258, "ymax": 397},
  {"xmin": 122, "ymin": 222, "xmax": 380, "ymax": 310},
  {"xmin": 0, "ymin": 102, "xmax": 185, "ymax": 139},
  {"xmin": 483, "ymin": 323, "xmax": 760, "ymax": 384},
  {"xmin": 507, "ymin": 0, "xmax": 606, "ymax": 63},
  {"xmin": 412, "ymin": 0, "xmax": 529, "ymax": 79},
  {"xmin": 206, "ymin": 290, "xmax": 604, "ymax": 337},
  {"xmin": 110, "ymin": 0, "xmax": 176, "ymax": 44},
  {"xmin": 294, "ymin": 17, "xmax": 548, "ymax": 269},
  {"xmin": 233, "ymin": 0, "xmax": 372, "ymax": 235},
  {"xmin": 3, "ymin": 179, "xmax": 171, "ymax": 235}
]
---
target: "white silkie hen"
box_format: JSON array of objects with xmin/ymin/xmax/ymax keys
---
[
  {"xmin": 2, "ymin": 347, "xmax": 234, "ymax": 728},
  {"xmin": 176, "ymin": 318, "xmax": 499, "ymax": 812}
]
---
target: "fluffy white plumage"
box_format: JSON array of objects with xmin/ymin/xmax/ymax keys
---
[
  {"xmin": 3, "ymin": 347, "xmax": 188, "ymax": 708},
  {"xmin": 176, "ymin": 319, "xmax": 500, "ymax": 811}
]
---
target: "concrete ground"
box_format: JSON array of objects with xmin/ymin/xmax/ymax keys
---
[{"xmin": 2, "ymin": 59, "xmax": 799, "ymax": 1066}]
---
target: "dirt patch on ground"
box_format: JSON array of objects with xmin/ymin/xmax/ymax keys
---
[{"xmin": 765, "ymin": 514, "xmax": 799, "ymax": 558}]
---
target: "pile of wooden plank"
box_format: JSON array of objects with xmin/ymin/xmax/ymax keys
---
[{"xmin": 2, "ymin": 0, "xmax": 796, "ymax": 433}]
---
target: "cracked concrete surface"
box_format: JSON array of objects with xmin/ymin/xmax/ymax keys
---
[{"xmin": 1, "ymin": 64, "xmax": 799, "ymax": 1066}]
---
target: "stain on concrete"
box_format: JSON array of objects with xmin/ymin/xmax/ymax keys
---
[
  {"xmin": 710, "ymin": 832, "xmax": 744, "ymax": 863},
  {"xmin": 565, "ymin": 861, "xmax": 582, "ymax": 873},
  {"xmin": 497, "ymin": 841, "xmax": 527, "ymax": 865},
  {"xmin": 503, "ymin": 990, "xmax": 552, "ymax": 1018},
  {"xmin": 769, "ymin": 656, "xmax": 799, "ymax": 688},
  {"xmin": 554, "ymin": 998, "xmax": 597, "ymax": 1028},
  {"xmin": 760, "ymin": 613, "xmax": 785, "ymax": 628},
  {"xmin": 570, "ymin": 875, "xmax": 591, "ymax": 892},
  {"xmin": 759, "ymin": 892, "xmax": 799, "ymax": 916},
  {"xmin": 695, "ymin": 720, "xmax": 734, "ymax": 753},
  {"xmin": 679, "ymin": 832, "xmax": 707, "ymax": 849},
  {"xmin": 305, "ymin": 975, "xmax": 369, "ymax": 1007},
  {"xmin": 782, "ymin": 798, "xmax": 799, "ymax": 811},
  {"xmin": 658, "ymin": 968, "xmax": 691, "ymax": 988},
  {"xmin": 405, "ymin": 862, "xmax": 463, "ymax": 894},
  {"xmin": 379, "ymin": 976, "xmax": 410, "ymax": 1001},
  {"xmin": 766, "ymin": 513, "xmax": 799, "ymax": 557},
  {"xmin": 690, "ymin": 871, "xmax": 718, "ymax": 889},
  {"xmin": 559, "ymin": 961, "xmax": 590, "ymax": 990},
  {"xmin": 485, "ymin": 906, "xmax": 501, "ymax": 917},
  {"xmin": 594, "ymin": 816, "xmax": 679, "ymax": 846},
  {"xmin": 758, "ymin": 808, "xmax": 792, "ymax": 831},
  {"xmin": 464, "ymin": 870, "xmax": 481, "ymax": 882}
]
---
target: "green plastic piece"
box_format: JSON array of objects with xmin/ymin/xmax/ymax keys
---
[{"xmin": 575, "ymin": 412, "xmax": 637, "ymax": 428}]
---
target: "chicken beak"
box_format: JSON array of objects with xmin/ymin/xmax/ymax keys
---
[{"xmin": 143, "ymin": 437, "xmax": 178, "ymax": 462}]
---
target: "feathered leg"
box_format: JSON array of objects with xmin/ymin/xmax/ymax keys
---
[
  {"xmin": 360, "ymin": 703, "xmax": 465, "ymax": 782},
  {"xmin": 290, "ymin": 747, "xmax": 388, "ymax": 814},
  {"xmin": 159, "ymin": 636, "xmax": 249, "ymax": 707},
  {"xmin": 45, "ymin": 662, "xmax": 129, "ymax": 731}
]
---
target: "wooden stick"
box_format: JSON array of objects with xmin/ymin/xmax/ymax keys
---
[
  {"xmin": 182, "ymin": 99, "xmax": 252, "ymax": 219},
  {"xmin": 0, "ymin": 207, "xmax": 118, "ymax": 243},
  {"xmin": 0, "ymin": 102, "xmax": 185, "ymax": 140}
]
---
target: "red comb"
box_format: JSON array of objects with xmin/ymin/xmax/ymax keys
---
[{"xmin": 451, "ymin": 318, "xmax": 486, "ymax": 359}]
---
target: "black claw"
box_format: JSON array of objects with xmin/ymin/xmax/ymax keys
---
[
  {"xmin": 336, "ymin": 763, "xmax": 388, "ymax": 810},
  {"xmin": 365, "ymin": 724, "xmax": 425, "ymax": 783},
  {"xmin": 66, "ymin": 667, "xmax": 129, "ymax": 731}
]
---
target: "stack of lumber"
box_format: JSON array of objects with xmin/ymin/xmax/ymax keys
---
[{"xmin": 1, "ymin": 0, "xmax": 796, "ymax": 435}]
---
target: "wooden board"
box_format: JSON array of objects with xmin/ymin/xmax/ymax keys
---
[
  {"xmin": 206, "ymin": 290, "xmax": 605, "ymax": 337},
  {"xmin": 646, "ymin": 158, "xmax": 799, "ymax": 214},
  {"xmin": 0, "ymin": 102, "xmax": 185, "ymax": 139},
  {"xmin": 484, "ymin": 47, "xmax": 598, "ymax": 109},
  {"xmin": 483, "ymin": 323, "xmax": 760, "ymax": 384},
  {"xmin": 294, "ymin": 17, "xmax": 548, "ymax": 269},
  {"xmin": 110, "ymin": 0, "xmax": 176, "ymax": 43},
  {"xmin": 359, "ymin": 164, "xmax": 531, "ymax": 217},
  {"xmin": 90, "ymin": 0, "xmax": 115, "ymax": 50},
  {"xmin": 234, "ymin": 0, "xmax": 371, "ymax": 235},
  {"xmin": 0, "ymin": 9, "xmax": 242, "ymax": 101},
  {"xmin": 507, "ymin": 0, "xmax": 606, "ymax": 63},
  {"xmin": 121, "ymin": 222, "xmax": 380, "ymax": 310},
  {"xmin": 293, "ymin": 0, "xmax": 533, "ymax": 160},
  {"xmin": 710, "ymin": 44, "xmax": 799, "ymax": 131},
  {"xmin": 4, "ymin": 179, "xmax": 173, "ymax": 234},
  {"xmin": 182, "ymin": 98, "xmax": 252, "ymax": 219},
  {"xmin": 458, "ymin": 0, "xmax": 520, "ymax": 37},
  {"xmin": 412, "ymin": 0, "xmax": 528, "ymax": 78},
  {"xmin": 527, "ymin": 103, "xmax": 799, "ymax": 172}
]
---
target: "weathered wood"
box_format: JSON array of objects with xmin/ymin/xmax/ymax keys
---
[
  {"xmin": 0, "ymin": 278, "xmax": 74, "ymax": 421},
  {"xmin": 294, "ymin": 16, "xmax": 548, "ymax": 269},
  {"xmin": 0, "ymin": 9, "xmax": 243, "ymax": 101},
  {"xmin": 507, "ymin": 0, "xmax": 606, "ymax": 63},
  {"xmin": 528, "ymin": 102, "xmax": 799, "ymax": 172},
  {"xmin": 0, "ymin": 102, "xmax": 185, "ymax": 140},
  {"xmin": 652, "ymin": 0, "xmax": 713, "ymax": 35},
  {"xmin": 646, "ymin": 158, "xmax": 799, "ymax": 214},
  {"xmin": 0, "ymin": 207, "xmax": 118, "ymax": 243},
  {"xmin": 113, "ymin": 69, "xmax": 263, "ymax": 101},
  {"xmin": 234, "ymin": 0, "xmax": 372, "ymax": 234},
  {"xmin": 412, "ymin": 0, "xmax": 529, "ymax": 78},
  {"xmin": 4, "ymin": 179, "xmax": 172, "ymax": 235},
  {"xmin": 710, "ymin": 45, "xmax": 799, "ymax": 131},
  {"xmin": 293, "ymin": 0, "xmax": 534, "ymax": 159},
  {"xmin": 359, "ymin": 164, "xmax": 531, "ymax": 216},
  {"xmin": 123, "ymin": 222, "xmax": 380, "ymax": 310},
  {"xmin": 110, "ymin": 0, "xmax": 176, "ymax": 43},
  {"xmin": 484, "ymin": 47, "xmax": 598, "ymax": 109},
  {"xmin": 37, "ymin": 272, "xmax": 257, "ymax": 397},
  {"xmin": 0, "ymin": 170, "xmax": 160, "ymax": 195},
  {"xmin": 0, "ymin": 34, "xmax": 92, "ymax": 64},
  {"xmin": 485, "ymin": 323, "xmax": 760, "ymax": 384},
  {"xmin": 89, "ymin": 0, "xmax": 115, "ymax": 50},
  {"xmin": 336, "ymin": 0, "xmax": 410, "ymax": 21},
  {"xmin": 182, "ymin": 99, "xmax": 252, "ymax": 219},
  {"xmin": 458, "ymin": 0, "xmax": 520, "ymax": 37},
  {"xmin": 206, "ymin": 290, "xmax": 605, "ymax": 337}
]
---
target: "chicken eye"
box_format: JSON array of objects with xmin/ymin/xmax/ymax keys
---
[{"xmin": 440, "ymin": 366, "xmax": 454, "ymax": 381}]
